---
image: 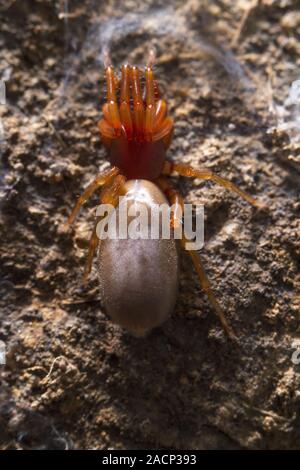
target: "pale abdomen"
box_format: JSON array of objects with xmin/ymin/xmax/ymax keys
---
[{"xmin": 97, "ymin": 180, "xmax": 179, "ymax": 336}]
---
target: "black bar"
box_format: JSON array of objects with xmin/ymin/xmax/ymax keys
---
[{"xmin": 0, "ymin": 450, "xmax": 299, "ymax": 466}]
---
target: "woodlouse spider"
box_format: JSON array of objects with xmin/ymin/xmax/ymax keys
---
[{"xmin": 67, "ymin": 54, "xmax": 262, "ymax": 339}]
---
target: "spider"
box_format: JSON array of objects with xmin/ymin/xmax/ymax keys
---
[{"xmin": 66, "ymin": 53, "xmax": 262, "ymax": 339}]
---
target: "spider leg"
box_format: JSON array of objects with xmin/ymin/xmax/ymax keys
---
[
  {"xmin": 83, "ymin": 220, "xmax": 99, "ymax": 284},
  {"xmin": 145, "ymin": 47, "xmax": 162, "ymax": 95},
  {"xmin": 155, "ymin": 176, "xmax": 184, "ymax": 230},
  {"xmin": 105, "ymin": 66, "xmax": 122, "ymax": 136},
  {"xmin": 144, "ymin": 66, "xmax": 156, "ymax": 138},
  {"xmin": 163, "ymin": 161, "xmax": 262, "ymax": 208},
  {"xmin": 131, "ymin": 66, "xmax": 144, "ymax": 139},
  {"xmin": 66, "ymin": 167, "xmax": 119, "ymax": 227},
  {"xmin": 183, "ymin": 247, "xmax": 237, "ymax": 340},
  {"xmin": 153, "ymin": 117, "xmax": 173, "ymax": 144},
  {"xmin": 154, "ymin": 99, "xmax": 168, "ymax": 130},
  {"xmin": 144, "ymin": 64, "xmax": 173, "ymax": 144},
  {"xmin": 155, "ymin": 176, "xmax": 237, "ymax": 340},
  {"xmin": 83, "ymin": 174, "xmax": 126, "ymax": 283},
  {"xmin": 119, "ymin": 64, "xmax": 133, "ymax": 138}
]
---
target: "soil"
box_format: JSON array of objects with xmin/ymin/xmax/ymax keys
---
[{"xmin": 0, "ymin": 0, "xmax": 300, "ymax": 450}]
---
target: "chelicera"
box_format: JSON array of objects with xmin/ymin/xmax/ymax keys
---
[{"xmin": 67, "ymin": 53, "xmax": 262, "ymax": 339}]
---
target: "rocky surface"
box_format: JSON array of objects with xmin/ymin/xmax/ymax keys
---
[{"xmin": 0, "ymin": 0, "xmax": 299, "ymax": 449}]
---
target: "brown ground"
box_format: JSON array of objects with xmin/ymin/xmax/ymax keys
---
[{"xmin": 0, "ymin": 0, "xmax": 300, "ymax": 450}]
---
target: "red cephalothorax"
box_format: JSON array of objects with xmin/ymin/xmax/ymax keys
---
[{"xmin": 98, "ymin": 65, "xmax": 173, "ymax": 179}]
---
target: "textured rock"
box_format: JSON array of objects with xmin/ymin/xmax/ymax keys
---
[{"xmin": 0, "ymin": 0, "xmax": 299, "ymax": 450}]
